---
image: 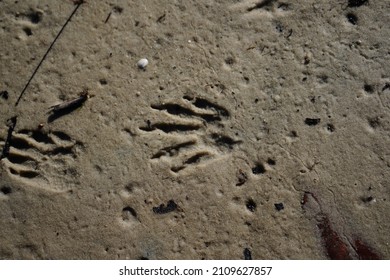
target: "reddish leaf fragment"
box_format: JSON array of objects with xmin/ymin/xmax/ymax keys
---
[
  {"xmin": 353, "ymin": 239, "xmax": 381, "ymax": 260},
  {"xmin": 302, "ymin": 192, "xmax": 352, "ymax": 259},
  {"xmin": 317, "ymin": 216, "xmax": 352, "ymax": 260}
]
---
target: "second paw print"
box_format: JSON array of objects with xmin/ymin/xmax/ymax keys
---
[{"xmin": 138, "ymin": 94, "xmax": 241, "ymax": 173}]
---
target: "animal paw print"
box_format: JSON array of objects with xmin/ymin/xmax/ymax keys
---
[
  {"xmin": 139, "ymin": 94, "xmax": 241, "ymax": 173},
  {"xmin": 0, "ymin": 128, "xmax": 81, "ymax": 192}
]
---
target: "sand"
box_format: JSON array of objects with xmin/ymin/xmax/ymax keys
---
[{"xmin": 0, "ymin": 0, "xmax": 389, "ymax": 259}]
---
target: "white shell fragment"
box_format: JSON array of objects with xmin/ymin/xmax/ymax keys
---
[{"xmin": 137, "ymin": 58, "xmax": 148, "ymax": 69}]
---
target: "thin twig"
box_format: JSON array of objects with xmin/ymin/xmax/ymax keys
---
[
  {"xmin": 48, "ymin": 90, "xmax": 89, "ymax": 113},
  {"xmin": 47, "ymin": 90, "xmax": 89, "ymax": 122},
  {"xmin": 104, "ymin": 11, "xmax": 112, "ymax": 24}
]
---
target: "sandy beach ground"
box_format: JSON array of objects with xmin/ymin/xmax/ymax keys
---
[{"xmin": 0, "ymin": 0, "xmax": 389, "ymax": 259}]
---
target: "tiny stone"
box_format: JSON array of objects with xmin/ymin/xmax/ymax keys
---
[
  {"xmin": 0, "ymin": 90, "xmax": 9, "ymax": 100},
  {"xmin": 361, "ymin": 196, "xmax": 374, "ymax": 203},
  {"xmin": 304, "ymin": 118, "xmax": 321, "ymax": 126},
  {"xmin": 243, "ymin": 248, "xmax": 252, "ymax": 260},
  {"xmin": 1, "ymin": 186, "xmax": 12, "ymax": 195},
  {"xmin": 137, "ymin": 58, "xmax": 148, "ymax": 69},
  {"xmin": 274, "ymin": 203, "xmax": 284, "ymax": 211},
  {"xmin": 252, "ymin": 163, "xmax": 266, "ymax": 174},
  {"xmin": 246, "ymin": 199, "xmax": 257, "ymax": 212}
]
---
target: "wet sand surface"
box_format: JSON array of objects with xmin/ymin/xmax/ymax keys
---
[{"xmin": 0, "ymin": 0, "xmax": 389, "ymax": 259}]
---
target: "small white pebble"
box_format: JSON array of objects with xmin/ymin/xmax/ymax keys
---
[{"xmin": 137, "ymin": 58, "xmax": 148, "ymax": 69}]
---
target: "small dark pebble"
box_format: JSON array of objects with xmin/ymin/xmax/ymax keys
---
[
  {"xmin": 364, "ymin": 84, "xmax": 374, "ymax": 93},
  {"xmin": 346, "ymin": 13, "xmax": 358, "ymax": 25},
  {"xmin": 305, "ymin": 118, "xmax": 321, "ymax": 126},
  {"xmin": 246, "ymin": 199, "xmax": 257, "ymax": 212},
  {"xmin": 0, "ymin": 90, "xmax": 9, "ymax": 100},
  {"xmin": 1, "ymin": 186, "xmax": 12, "ymax": 195},
  {"xmin": 243, "ymin": 248, "xmax": 252, "ymax": 260},
  {"xmin": 361, "ymin": 196, "xmax": 374, "ymax": 203},
  {"xmin": 327, "ymin": 123, "xmax": 335, "ymax": 132},
  {"xmin": 274, "ymin": 203, "xmax": 284, "ymax": 211},
  {"xmin": 348, "ymin": 0, "xmax": 368, "ymax": 8},
  {"xmin": 27, "ymin": 11, "xmax": 42, "ymax": 24},
  {"xmin": 153, "ymin": 199, "xmax": 178, "ymax": 214},
  {"xmin": 267, "ymin": 158, "xmax": 276, "ymax": 165},
  {"xmin": 23, "ymin": 27, "xmax": 32, "ymax": 36},
  {"xmin": 252, "ymin": 163, "xmax": 266, "ymax": 174}
]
